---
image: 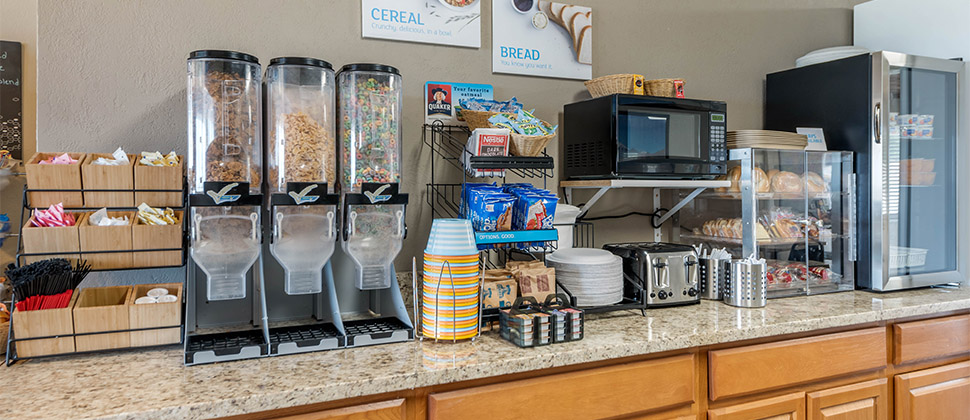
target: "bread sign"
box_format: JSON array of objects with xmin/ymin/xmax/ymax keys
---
[{"xmin": 492, "ymin": 0, "xmax": 592, "ymax": 80}]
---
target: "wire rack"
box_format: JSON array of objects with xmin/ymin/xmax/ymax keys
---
[{"xmin": 423, "ymin": 123, "xmax": 598, "ymax": 327}]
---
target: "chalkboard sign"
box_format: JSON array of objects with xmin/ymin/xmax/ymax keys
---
[{"xmin": 1, "ymin": 41, "xmax": 23, "ymax": 160}]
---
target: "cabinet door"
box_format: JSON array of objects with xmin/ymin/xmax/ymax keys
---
[
  {"xmin": 429, "ymin": 355, "xmax": 695, "ymax": 420},
  {"xmin": 806, "ymin": 379, "xmax": 888, "ymax": 420},
  {"xmin": 708, "ymin": 392, "xmax": 805, "ymax": 420},
  {"xmin": 270, "ymin": 398, "xmax": 405, "ymax": 420},
  {"xmin": 895, "ymin": 360, "xmax": 970, "ymax": 420}
]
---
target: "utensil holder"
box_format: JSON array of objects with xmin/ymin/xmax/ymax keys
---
[
  {"xmin": 723, "ymin": 260, "xmax": 767, "ymax": 308},
  {"xmin": 81, "ymin": 153, "xmax": 137, "ymax": 208},
  {"xmin": 134, "ymin": 155, "xmax": 184, "ymax": 207},
  {"xmin": 73, "ymin": 286, "xmax": 133, "ymax": 351},
  {"xmin": 24, "ymin": 152, "xmax": 86, "ymax": 208},
  {"xmin": 698, "ymin": 258, "xmax": 729, "ymax": 300},
  {"xmin": 11, "ymin": 291, "xmax": 79, "ymax": 357},
  {"xmin": 127, "ymin": 283, "xmax": 182, "ymax": 346},
  {"xmin": 78, "ymin": 211, "xmax": 134, "ymax": 270}
]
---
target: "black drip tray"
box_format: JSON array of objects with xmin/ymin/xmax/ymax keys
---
[
  {"xmin": 344, "ymin": 317, "xmax": 413, "ymax": 346},
  {"xmin": 185, "ymin": 330, "xmax": 267, "ymax": 365},
  {"xmin": 269, "ymin": 322, "xmax": 345, "ymax": 352}
]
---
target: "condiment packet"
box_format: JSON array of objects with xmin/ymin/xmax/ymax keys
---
[
  {"xmin": 31, "ymin": 203, "xmax": 76, "ymax": 227},
  {"xmin": 139, "ymin": 151, "xmax": 179, "ymax": 166},
  {"xmin": 92, "ymin": 147, "xmax": 130, "ymax": 166},
  {"xmin": 90, "ymin": 208, "xmax": 129, "ymax": 226},
  {"xmin": 39, "ymin": 153, "xmax": 77, "ymax": 165},
  {"xmin": 136, "ymin": 203, "xmax": 178, "ymax": 225}
]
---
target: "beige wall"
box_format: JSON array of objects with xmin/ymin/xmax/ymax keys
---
[
  {"xmin": 0, "ymin": 0, "xmax": 38, "ymax": 268},
  {"xmin": 12, "ymin": 0, "xmax": 862, "ymax": 274}
]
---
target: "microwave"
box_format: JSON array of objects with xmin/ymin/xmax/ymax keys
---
[{"xmin": 563, "ymin": 94, "xmax": 728, "ymax": 179}]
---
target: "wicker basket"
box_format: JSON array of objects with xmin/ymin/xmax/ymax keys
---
[
  {"xmin": 644, "ymin": 78, "xmax": 685, "ymax": 98},
  {"xmin": 510, "ymin": 132, "xmax": 555, "ymax": 157},
  {"xmin": 584, "ymin": 74, "xmax": 644, "ymax": 98},
  {"xmin": 461, "ymin": 109, "xmax": 501, "ymax": 131}
]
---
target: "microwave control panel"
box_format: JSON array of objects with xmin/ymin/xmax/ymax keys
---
[{"xmin": 710, "ymin": 113, "xmax": 727, "ymax": 161}]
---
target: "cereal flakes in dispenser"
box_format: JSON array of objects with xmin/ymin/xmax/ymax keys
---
[{"xmin": 265, "ymin": 57, "xmax": 339, "ymax": 295}]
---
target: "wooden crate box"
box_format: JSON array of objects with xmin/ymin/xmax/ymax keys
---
[
  {"xmin": 11, "ymin": 290, "xmax": 79, "ymax": 358},
  {"xmin": 132, "ymin": 210, "xmax": 183, "ymax": 268},
  {"xmin": 73, "ymin": 286, "xmax": 132, "ymax": 351},
  {"xmin": 20, "ymin": 214, "xmax": 81, "ymax": 265},
  {"xmin": 81, "ymin": 153, "xmax": 136, "ymax": 208},
  {"xmin": 78, "ymin": 212, "xmax": 134, "ymax": 269},
  {"xmin": 25, "ymin": 152, "xmax": 86, "ymax": 208},
  {"xmin": 134, "ymin": 155, "xmax": 184, "ymax": 207},
  {"xmin": 127, "ymin": 283, "xmax": 182, "ymax": 346}
]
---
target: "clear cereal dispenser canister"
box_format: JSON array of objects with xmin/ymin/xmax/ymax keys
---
[
  {"xmin": 265, "ymin": 57, "xmax": 338, "ymax": 295},
  {"xmin": 186, "ymin": 50, "xmax": 263, "ymax": 301},
  {"xmin": 337, "ymin": 64, "xmax": 406, "ymax": 290},
  {"xmin": 337, "ymin": 64, "xmax": 402, "ymax": 193}
]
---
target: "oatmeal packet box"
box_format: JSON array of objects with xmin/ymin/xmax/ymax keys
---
[
  {"xmin": 424, "ymin": 81, "xmax": 493, "ymax": 125},
  {"xmin": 514, "ymin": 266, "xmax": 556, "ymax": 301},
  {"xmin": 483, "ymin": 278, "xmax": 518, "ymax": 309}
]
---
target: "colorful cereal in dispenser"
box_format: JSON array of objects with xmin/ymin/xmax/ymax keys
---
[{"xmin": 337, "ymin": 64, "xmax": 403, "ymax": 193}]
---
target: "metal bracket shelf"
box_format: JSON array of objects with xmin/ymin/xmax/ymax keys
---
[{"xmin": 562, "ymin": 179, "xmax": 730, "ymax": 242}]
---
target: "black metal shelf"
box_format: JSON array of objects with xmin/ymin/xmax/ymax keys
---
[
  {"xmin": 5, "ymin": 288, "xmax": 186, "ymax": 366},
  {"xmin": 14, "ymin": 184, "xmax": 189, "ymax": 272},
  {"xmin": 423, "ymin": 122, "xmax": 555, "ymax": 179},
  {"xmin": 6, "ymin": 183, "xmax": 191, "ymax": 365}
]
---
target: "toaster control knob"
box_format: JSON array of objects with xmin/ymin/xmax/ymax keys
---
[
  {"xmin": 688, "ymin": 288, "xmax": 697, "ymax": 297},
  {"xmin": 658, "ymin": 291, "xmax": 668, "ymax": 300}
]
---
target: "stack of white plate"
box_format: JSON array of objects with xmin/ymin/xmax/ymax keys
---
[
  {"xmin": 727, "ymin": 130, "xmax": 808, "ymax": 150},
  {"xmin": 547, "ymin": 248, "xmax": 623, "ymax": 307},
  {"xmin": 795, "ymin": 46, "xmax": 869, "ymax": 68}
]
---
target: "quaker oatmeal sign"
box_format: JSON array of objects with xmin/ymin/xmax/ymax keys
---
[
  {"xmin": 492, "ymin": 0, "xmax": 592, "ymax": 80},
  {"xmin": 362, "ymin": 0, "xmax": 481, "ymax": 48}
]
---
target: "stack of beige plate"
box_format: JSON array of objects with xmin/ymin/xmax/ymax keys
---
[{"xmin": 727, "ymin": 130, "xmax": 808, "ymax": 150}]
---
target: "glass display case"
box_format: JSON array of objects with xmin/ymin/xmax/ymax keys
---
[{"xmin": 677, "ymin": 148, "xmax": 855, "ymax": 298}]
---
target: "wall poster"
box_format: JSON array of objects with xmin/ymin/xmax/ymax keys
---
[
  {"xmin": 492, "ymin": 0, "xmax": 592, "ymax": 80},
  {"xmin": 362, "ymin": 0, "xmax": 481, "ymax": 48}
]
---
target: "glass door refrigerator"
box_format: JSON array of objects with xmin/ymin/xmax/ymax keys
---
[{"xmin": 765, "ymin": 51, "xmax": 968, "ymax": 291}]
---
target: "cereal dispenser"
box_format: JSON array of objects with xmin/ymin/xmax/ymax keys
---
[
  {"xmin": 184, "ymin": 50, "xmax": 269, "ymax": 365},
  {"xmin": 326, "ymin": 63, "xmax": 414, "ymax": 348},
  {"xmin": 337, "ymin": 64, "xmax": 407, "ymax": 290},
  {"xmin": 265, "ymin": 57, "xmax": 339, "ymax": 295}
]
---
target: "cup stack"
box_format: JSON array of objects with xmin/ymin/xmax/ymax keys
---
[{"xmin": 423, "ymin": 219, "xmax": 480, "ymax": 340}]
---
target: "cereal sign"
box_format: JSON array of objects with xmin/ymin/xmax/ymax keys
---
[{"xmin": 362, "ymin": 0, "xmax": 481, "ymax": 48}]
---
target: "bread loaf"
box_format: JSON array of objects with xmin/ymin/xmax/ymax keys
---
[{"xmin": 770, "ymin": 171, "xmax": 803, "ymax": 193}]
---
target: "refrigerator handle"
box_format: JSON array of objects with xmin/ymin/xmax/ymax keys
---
[{"xmin": 873, "ymin": 102, "xmax": 882, "ymax": 144}]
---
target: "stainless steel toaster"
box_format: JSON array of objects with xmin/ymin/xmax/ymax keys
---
[{"xmin": 603, "ymin": 242, "xmax": 700, "ymax": 308}]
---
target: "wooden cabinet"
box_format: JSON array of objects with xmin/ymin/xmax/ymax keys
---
[
  {"xmin": 894, "ymin": 361, "xmax": 970, "ymax": 420},
  {"xmin": 893, "ymin": 314, "xmax": 970, "ymax": 364},
  {"xmin": 270, "ymin": 399, "xmax": 405, "ymax": 420},
  {"xmin": 239, "ymin": 313, "xmax": 968, "ymax": 420},
  {"xmin": 806, "ymin": 379, "xmax": 888, "ymax": 420},
  {"xmin": 428, "ymin": 354, "xmax": 695, "ymax": 420},
  {"xmin": 708, "ymin": 392, "xmax": 805, "ymax": 420},
  {"xmin": 709, "ymin": 328, "xmax": 887, "ymax": 400}
]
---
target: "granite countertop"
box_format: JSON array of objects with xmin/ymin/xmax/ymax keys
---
[{"xmin": 2, "ymin": 286, "xmax": 969, "ymax": 420}]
